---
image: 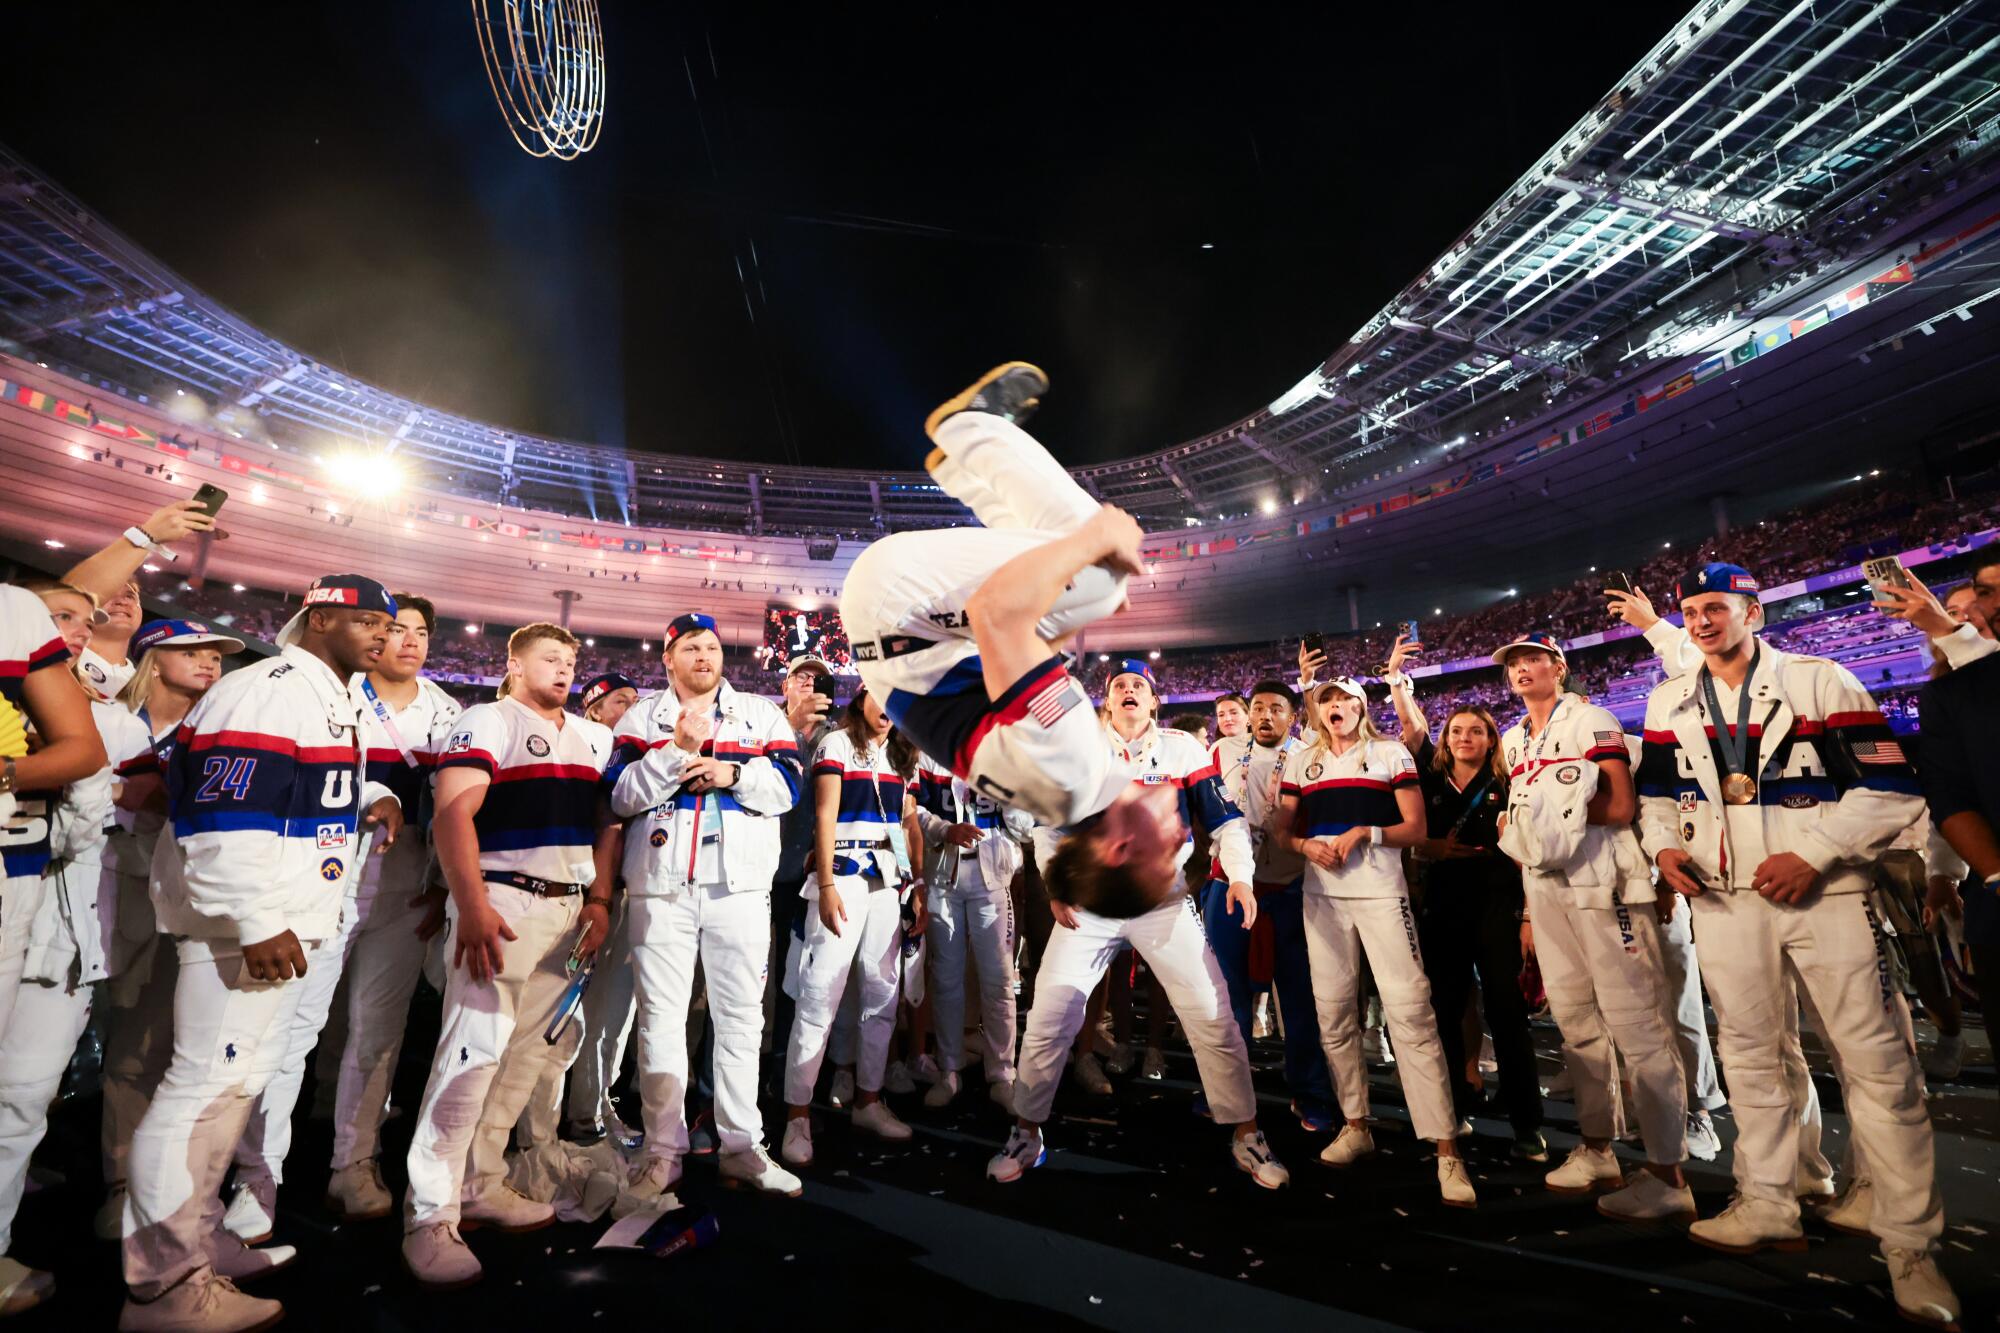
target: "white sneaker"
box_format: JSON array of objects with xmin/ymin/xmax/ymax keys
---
[
  {"xmin": 1140, "ymin": 1047, "xmax": 1167, "ymax": 1081},
  {"xmin": 324, "ymin": 1160, "xmax": 393, "ymax": 1221},
  {"xmin": 1689, "ymin": 1195, "xmax": 1807, "ymax": 1255},
  {"xmin": 1438, "ymin": 1156, "xmax": 1477, "ymax": 1209},
  {"xmin": 1685, "ymin": 1111, "xmax": 1722, "ymax": 1162},
  {"xmin": 1251, "ymin": 994, "xmax": 1274, "ymax": 1040},
  {"xmin": 828, "ymin": 1069, "xmax": 855, "ymax": 1110},
  {"xmin": 207, "ymin": 1231, "xmax": 298, "ymax": 1283},
  {"xmin": 780, "ymin": 1118, "xmax": 814, "ymax": 1167},
  {"xmin": 460, "ymin": 1185, "xmax": 554, "ymax": 1233},
  {"xmin": 1597, "ymin": 1170, "xmax": 1695, "ymax": 1222},
  {"xmin": 1545, "ymin": 1144, "xmax": 1623, "ymax": 1195},
  {"xmin": 1816, "ymin": 1177, "xmax": 1874, "ymax": 1236},
  {"xmin": 117, "ymin": 1273, "xmax": 282, "ymax": 1332},
  {"xmin": 220, "ymin": 1177, "xmax": 276, "ymax": 1245},
  {"xmin": 988, "ymin": 1080, "xmax": 1017, "ymax": 1115},
  {"xmin": 1103, "ymin": 1042, "xmax": 1135, "ymax": 1076},
  {"xmin": 1073, "ymin": 1052, "xmax": 1112, "ymax": 1096},
  {"xmin": 911, "ymin": 1054, "xmax": 943, "ymax": 1086},
  {"xmin": 1232, "ymin": 1131, "xmax": 1290, "ymax": 1189},
  {"xmin": 986, "ymin": 1126, "xmax": 1044, "ymax": 1183},
  {"xmin": 628, "ymin": 1153, "xmax": 683, "ymax": 1201},
  {"xmin": 1922, "ymin": 1031, "xmax": 1964, "ymax": 1083},
  {"xmin": 402, "ymin": 1221, "xmax": 482, "ymax": 1289},
  {"xmin": 852, "ymin": 1100, "xmax": 913, "ymax": 1142},
  {"xmin": 1885, "ymin": 1246, "xmax": 1960, "ymax": 1329},
  {"xmin": 720, "ymin": 1145, "xmax": 803, "ymax": 1198},
  {"xmin": 923, "ymin": 1071, "xmax": 961, "ymax": 1108},
  {"xmin": 95, "ymin": 1183, "xmax": 127, "ymax": 1241},
  {"xmin": 1318, "ymin": 1124, "xmax": 1375, "ymax": 1168},
  {"xmin": 883, "ymin": 1060, "xmax": 917, "ymax": 1095}
]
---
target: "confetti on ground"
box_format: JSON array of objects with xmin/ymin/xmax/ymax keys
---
[
  {"xmin": 1088, "ymin": 1296, "xmax": 1102, "ymax": 1306},
  {"xmin": 362, "ymin": 1286, "xmax": 380, "ymax": 1296},
  {"xmin": 1807, "ymin": 1272, "xmax": 1845, "ymax": 1284}
]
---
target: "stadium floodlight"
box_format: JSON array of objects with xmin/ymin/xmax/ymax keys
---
[
  {"xmin": 325, "ymin": 451, "xmax": 405, "ymax": 497},
  {"xmin": 472, "ymin": 0, "xmax": 606, "ymax": 161}
]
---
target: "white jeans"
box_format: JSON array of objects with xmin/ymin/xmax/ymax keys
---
[
  {"xmin": 567, "ymin": 893, "xmax": 638, "ymax": 1128},
  {"xmin": 1300, "ymin": 894, "xmax": 1457, "ymax": 1141},
  {"xmin": 123, "ymin": 937, "xmax": 333, "ymax": 1299},
  {"xmin": 0, "ymin": 875, "xmax": 42, "ymax": 1039},
  {"xmin": 328, "ymin": 885, "xmax": 435, "ymax": 1169},
  {"xmin": 928, "ymin": 879, "xmax": 1016, "ymax": 1083},
  {"xmin": 0, "ymin": 950, "xmax": 94, "ymax": 1252},
  {"xmin": 1691, "ymin": 889, "xmax": 1940, "ymax": 1248},
  {"xmin": 1014, "ymin": 894, "xmax": 1254, "ymax": 1126},
  {"xmin": 629, "ymin": 884, "xmax": 771, "ymax": 1158},
  {"xmin": 101, "ymin": 928, "xmax": 179, "ymax": 1191},
  {"xmin": 1526, "ymin": 879, "xmax": 1687, "ymax": 1165},
  {"xmin": 404, "ymin": 886, "xmax": 580, "ymax": 1228},
  {"xmin": 1660, "ymin": 895, "xmax": 1726, "ymax": 1111},
  {"xmin": 784, "ymin": 878, "xmax": 901, "ymax": 1105},
  {"xmin": 234, "ymin": 906, "xmax": 361, "ymax": 1188}
]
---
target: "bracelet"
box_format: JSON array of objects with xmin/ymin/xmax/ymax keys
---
[{"xmin": 1369, "ymin": 825, "xmax": 1384, "ymax": 846}]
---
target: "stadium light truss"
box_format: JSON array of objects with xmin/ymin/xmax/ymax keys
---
[{"xmin": 471, "ymin": 0, "xmax": 605, "ymax": 160}]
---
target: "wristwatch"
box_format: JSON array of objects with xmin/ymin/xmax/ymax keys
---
[{"xmin": 123, "ymin": 525, "xmax": 178, "ymax": 563}]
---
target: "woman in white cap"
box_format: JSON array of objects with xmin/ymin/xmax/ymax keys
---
[{"xmin": 1276, "ymin": 677, "xmax": 1474, "ymax": 1207}]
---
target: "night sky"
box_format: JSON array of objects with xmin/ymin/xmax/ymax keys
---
[{"xmin": 3, "ymin": 3, "xmax": 1667, "ymax": 470}]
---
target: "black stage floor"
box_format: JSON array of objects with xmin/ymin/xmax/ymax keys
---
[{"xmin": 10, "ymin": 1014, "xmax": 1996, "ymax": 1332}]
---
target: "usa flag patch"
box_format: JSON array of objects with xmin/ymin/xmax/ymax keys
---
[
  {"xmin": 1850, "ymin": 738, "xmax": 1907, "ymax": 765},
  {"xmin": 1027, "ymin": 677, "xmax": 1083, "ymax": 729},
  {"xmin": 1595, "ymin": 731, "xmax": 1625, "ymax": 749}
]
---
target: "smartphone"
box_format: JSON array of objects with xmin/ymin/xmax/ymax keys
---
[
  {"xmin": 1609, "ymin": 570, "xmax": 1635, "ymax": 595},
  {"xmin": 1861, "ymin": 555, "xmax": 1912, "ymax": 597},
  {"xmin": 811, "ymin": 680, "xmax": 835, "ymax": 708},
  {"xmin": 1301, "ymin": 632, "xmax": 1326, "ymax": 658},
  {"xmin": 190, "ymin": 482, "xmax": 229, "ymax": 518},
  {"xmin": 1399, "ymin": 618, "xmax": 1422, "ymax": 645}
]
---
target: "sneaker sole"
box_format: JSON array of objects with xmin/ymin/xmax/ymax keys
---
[
  {"xmin": 923, "ymin": 362, "xmax": 1046, "ymax": 442},
  {"xmin": 1688, "ymin": 1231, "xmax": 1808, "ymax": 1256},
  {"xmin": 721, "ymin": 1176, "xmax": 804, "ymax": 1199},
  {"xmin": 1238, "ymin": 1167, "xmax": 1288, "ymax": 1191},
  {"xmin": 228, "ymin": 1228, "xmax": 275, "ymax": 1246},
  {"xmin": 1597, "ymin": 1203, "xmax": 1696, "ymax": 1226},
  {"xmin": 1545, "ymin": 1176, "xmax": 1625, "ymax": 1196},
  {"xmin": 1316, "ymin": 1151, "xmax": 1376, "ymax": 1169},
  {"xmin": 1894, "ymin": 1303, "xmax": 1963, "ymax": 1332},
  {"xmin": 1442, "ymin": 1195, "xmax": 1479, "ymax": 1210},
  {"xmin": 458, "ymin": 1213, "xmax": 555, "ymax": 1235},
  {"xmin": 229, "ymin": 1253, "xmax": 299, "ymax": 1284}
]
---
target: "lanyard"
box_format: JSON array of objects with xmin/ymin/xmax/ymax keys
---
[
  {"xmin": 1446, "ymin": 771, "xmax": 1498, "ymax": 840},
  {"xmin": 361, "ymin": 677, "xmax": 421, "ymax": 769},
  {"xmin": 1698, "ymin": 646, "xmax": 1760, "ymax": 783},
  {"xmin": 1518, "ymin": 698, "xmax": 1566, "ymax": 785}
]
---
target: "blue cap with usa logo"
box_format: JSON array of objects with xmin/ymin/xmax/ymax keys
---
[
  {"xmin": 1674, "ymin": 562, "xmax": 1761, "ymax": 605},
  {"xmin": 663, "ymin": 612, "xmax": 718, "ymax": 647},
  {"xmin": 132, "ymin": 618, "xmax": 247, "ymax": 656},
  {"xmin": 579, "ymin": 671, "xmax": 637, "ymax": 709},
  {"xmin": 1109, "ymin": 657, "xmax": 1157, "ymax": 689},
  {"xmin": 1490, "ymin": 630, "xmax": 1567, "ymax": 667},
  {"xmin": 276, "ymin": 574, "xmax": 398, "ymax": 648}
]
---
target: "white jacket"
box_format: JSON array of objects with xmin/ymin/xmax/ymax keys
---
[
  {"xmin": 151, "ymin": 645, "xmax": 396, "ymax": 953},
  {"xmin": 610, "ymin": 680, "xmax": 802, "ymax": 896},
  {"xmin": 1636, "ymin": 640, "xmax": 1923, "ymax": 895},
  {"xmin": 1501, "ymin": 701, "xmax": 1653, "ymax": 908},
  {"xmin": 25, "ymin": 701, "xmax": 153, "ymax": 986},
  {"xmin": 913, "ymin": 754, "xmax": 1032, "ymax": 894}
]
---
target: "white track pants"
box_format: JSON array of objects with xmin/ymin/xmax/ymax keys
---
[
  {"xmin": 0, "ymin": 875, "xmax": 41, "ymax": 1038},
  {"xmin": 123, "ymin": 937, "xmax": 332, "ymax": 1299},
  {"xmin": 403, "ymin": 887, "xmax": 579, "ymax": 1229},
  {"xmin": 0, "ymin": 965, "xmax": 94, "ymax": 1252},
  {"xmin": 1300, "ymin": 894, "xmax": 1457, "ymax": 1141},
  {"xmin": 567, "ymin": 894, "xmax": 638, "ymax": 1128},
  {"xmin": 1014, "ymin": 895, "xmax": 1254, "ymax": 1126},
  {"xmin": 784, "ymin": 879, "xmax": 900, "ymax": 1105},
  {"xmin": 1660, "ymin": 895, "xmax": 1726, "ymax": 1112},
  {"xmin": 328, "ymin": 886, "xmax": 434, "ymax": 1170},
  {"xmin": 1691, "ymin": 889, "xmax": 1940, "ymax": 1249},
  {"xmin": 1526, "ymin": 880, "xmax": 1687, "ymax": 1165},
  {"xmin": 630, "ymin": 884, "xmax": 771, "ymax": 1157},
  {"xmin": 928, "ymin": 879, "xmax": 1017, "ymax": 1083},
  {"xmin": 234, "ymin": 908, "xmax": 359, "ymax": 1188},
  {"xmin": 101, "ymin": 929, "xmax": 179, "ymax": 1190}
]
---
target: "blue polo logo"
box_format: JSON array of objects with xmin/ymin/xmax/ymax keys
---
[
  {"xmin": 460, "ymin": 1046, "xmax": 469, "ymax": 1064},
  {"xmin": 320, "ymin": 857, "xmax": 343, "ymax": 882},
  {"xmin": 224, "ymin": 1043, "xmax": 237, "ymax": 1062}
]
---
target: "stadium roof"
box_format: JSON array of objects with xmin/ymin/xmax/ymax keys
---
[{"xmin": 1, "ymin": 0, "xmax": 1997, "ymax": 540}]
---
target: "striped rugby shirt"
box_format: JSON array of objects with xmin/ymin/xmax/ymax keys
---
[
  {"xmin": 0, "ymin": 585, "xmax": 73, "ymax": 879},
  {"xmin": 1281, "ymin": 736, "xmax": 1419, "ymax": 898},
  {"xmin": 438, "ymin": 695, "xmax": 612, "ymax": 887},
  {"xmin": 812, "ymin": 727, "xmax": 912, "ymax": 882}
]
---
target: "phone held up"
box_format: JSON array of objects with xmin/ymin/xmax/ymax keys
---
[
  {"xmin": 1609, "ymin": 570, "xmax": 1635, "ymax": 596},
  {"xmin": 1861, "ymin": 555, "xmax": 1913, "ymax": 599},
  {"xmin": 190, "ymin": 482, "xmax": 229, "ymax": 519},
  {"xmin": 1301, "ymin": 632, "xmax": 1326, "ymax": 659}
]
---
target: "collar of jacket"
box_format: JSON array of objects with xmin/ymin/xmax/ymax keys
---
[
  {"xmin": 285, "ymin": 644, "xmax": 365, "ymax": 732},
  {"xmin": 659, "ymin": 677, "xmax": 742, "ymax": 725},
  {"xmin": 1664, "ymin": 637, "xmax": 1798, "ymax": 805},
  {"xmin": 1105, "ymin": 717, "xmax": 1160, "ymax": 766}
]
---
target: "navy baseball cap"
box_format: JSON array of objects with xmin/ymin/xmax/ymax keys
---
[
  {"xmin": 277, "ymin": 575, "xmax": 398, "ymax": 647},
  {"xmin": 579, "ymin": 671, "xmax": 637, "ymax": 710},
  {"xmin": 133, "ymin": 618, "xmax": 246, "ymax": 656},
  {"xmin": 1491, "ymin": 631, "xmax": 1567, "ymax": 666},
  {"xmin": 1109, "ymin": 657, "xmax": 1158, "ymax": 689},
  {"xmin": 1674, "ymin": 562, "xmax": 1761, "ymax": 604},
  {"xmin": 664, "ymin": 612, "xmax": 719, "ymax": 646}
]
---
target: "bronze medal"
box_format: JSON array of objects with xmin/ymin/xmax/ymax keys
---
[{"xmin": 1721, "ymin": 772, "xmax": 1757, "ymax": 805}]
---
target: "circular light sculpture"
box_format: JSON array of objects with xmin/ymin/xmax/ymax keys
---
[{"xmin": 471, "ymin": 0, "xmax": 605, "ymax": 160}]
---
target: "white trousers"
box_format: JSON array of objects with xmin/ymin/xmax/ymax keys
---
[
  {"xmin": 928, "ymin": 879, "xmax": 1016, "ymax": 1082},
  {"xmin": 1526, "ymin": 879, "xmax": 1687, "ymax": 1165},
  {"xmin": 404, "ymin": 886, "xmax": 580, "ymax": 1228},
  {"xmin": 1014, "ymin": 895, "xmax": 1254, "ymax": 1126},
  {"xmin": 328, "ymin": 885, "xmax": 434, "ymax": 1169},
  {"xmin": 234, "ymin": 905, "xmax": 360, "ymax": 1188},
  {"xmin": 0, "ymin": 875, "xmax": 42, "ymax": 1039},
  {"xmin": 567, "ymin": 893, "xmax": 638, "ymax": 1128},
  {"xmin": 0, "ymin": 951, "xmax": 94, "ymax": 1252},
  {"xmin": 123, "ymin": 936, "xmax": 333, "ymax": 1299},
  {"xmin": 630, "ymin": 884, "xmax": 771, "ymax": 1157},
  {"xmin": 101, "ymin": 928, "xmax": 179, "ymax": 1190},
  {"xmin": 1690, "ymin": 889, "xmax": 1940, "ymax": 1249},
  {"xmin": 784, "ymin": 879, "xmax": 901, "ymax": 1105},
  {"xmin": 1299, "ymin": 894, "xmax": 1457, "ymax": 1142},
  {"xmin": 1659, "ymin": 895, "xmax": 1726, "ymax": 1111}
]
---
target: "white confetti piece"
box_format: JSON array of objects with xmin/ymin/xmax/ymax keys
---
[
  {"xmin": 1949, "ymin": 1223, "xmax": 1987, "ymax": 1236},
  {"xmin": 1554, "ymin": 1230, "xmax": 1569, "ymax": 1237},
  {"xmin": 1807, "ymin": 1272, "xmax": 1846, "ymax": 1284},
  {"xmin": 784, "ymin": 1254, "xmax": 795, "ymax": 1262},
  {"xmin": 362, "ymin": 1286, "xmax": 381, "ymax": 1296},
  {"xmin": 1393, "ymin": 1207, "xmax": 1408, "ymax": 1217},
  {"xmin": 1088, "ymin": 1296, "xmax": 1102, "ymax": 1306}
]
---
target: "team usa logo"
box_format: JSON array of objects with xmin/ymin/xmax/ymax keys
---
[
  {"xmin": 526, "ymin": 734, "xmax": 552, "ymax": 758},
  {"xmin": 319, "ymin": 857, "xmax": 344, "ymax": 882},
  {"xmin": 1555, "ymin": 764, "xmax": 1581, "ymax": 785},
  {"xmin": 1304, "ymin": 762, "xmax": 1324, "ymax": 781},
  {"xmin": 83, "ymin": 662, "xmax": 106, "ymax": 683}
]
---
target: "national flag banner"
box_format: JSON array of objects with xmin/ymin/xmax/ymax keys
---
[
  {"xmin": 1850, "ymin": 738, "xmax": 1907, "ymax": 765},
  {"xmin": 427, "ymin": 508, "xmax": 461, "ymax": 526},
  {"xmin": 221, "ymin": 456, "xmax": 250, "ymax": 475},
  {"xmin": 1731, "ymin": 339, "xmax": 1759, "ymax": 366},
  {"xmin": 1758, "ymin": 326, "xmax": 1792, "ymax": 353},
  {"xmin": 53, "ymin": 399, "xmax": 91, "ymax": 426},
  {"xmin": 497, "ymin": 522, "xmax": 522, "ymax": 538},
  {"xmin": 1660, "ymin": 371, "xmax": 1696, "ymax": 400}
]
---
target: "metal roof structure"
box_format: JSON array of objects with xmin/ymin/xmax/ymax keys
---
[{"xmin": 2, "ymin": 0, "xmax": 1998, "ymax": 540}]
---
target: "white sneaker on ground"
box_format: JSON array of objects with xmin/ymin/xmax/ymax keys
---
[
  {"xmin": 1232, "ymin": 1131, "xmax": 1290, "ymax": 1189},
  {"xmin": 1103, "ymin": 1042, "xmax": 1135, "ymax": 1076},
  {"xmin": 1685, "ymin": 1111, "xmax": 1722, "ymax": 1162},
  {"xmin": 628, "ymin": 1153, "xmax": 683, "ymax": 1201},
  {"xmin": 1544, "ymin": 1144, "xmax": 1623, "ymax": 1194},
  {"xmin": 95, "ymin": 1183, "xmax": 127, "ymax": 1241},
  {"xmin": 988, "ymin": 1080, "xmax": 1016, "ymax": 1115},
  {"xmin": 1597, "ymin": 1171, "xmax": 1695, "ymax": 1222},
  {"xmin": 460, "ymin": 1185, "xmax": 555, "ymax": 1233},
  {"xmin": 324, "ymin": 1160, "xmax": 393, "ymax": 1221},
  {"xmin": 780, "ymin": 1118, "xmax": 813, "ymax": 1167},
  {"xmin": 852, "ymin": 1100, "xmax": 914, "ymax": 1141},
  {"xmin": 719, "ymin": 1145, "xmax": 803, "ymax": 1197},
  {"xmin": 911, "ymin": 1054, "xmax": 943, "ymax": 1086},
  {"xmin": 828, "ymin": 1069, "xmax": 855, "ymax": 1110},
  {"xmin": 883, "ymin": 1060, "xmax": 917, "ymax": 1095},
  {"xmin": 1140, "ymin": 1047, "xmax": 1166, "ymax": 1081},
  {"xmin": 402, "ymin": 1221, "xmax": 482, "ymax": 1290},
  {"xmin": 117, "ymin": 1273, "xmax": 282, "ymax": 1332},
  {"xmin": 986, "ymin": 1126, "xmax": 1044, "ymax": 1183},
  {"xmin": 1438, "ymin": 1156, "xmax": 1477, "ymax": 1209},
  {"xmin": 923, "ymin": 1071, "xmax": 961, "ymax": 1108},
  {"xmin": 1885, "ymin": 1246, "xmax": 1960, "ymax": 1329},
  {"xmin": 1251, "ymin": 994, "xmax": 1274, "ymax": 1040},
  {"xmin": 1922, "ymin": 1031, "xmax": 1964, "ymax": 1083},
  {"xmin": 1688, "ymin": 1195, "xmax": 1806, "ymax": 1255},
  {"xmin": 1073, "ymin": 1053, "xmax": 1112, "ymax": 1096},
  {"xmin": 207, "ymin": 1232, "xmax": 297, "ymax": 1283},
  {"xmin": 220, "ymin": 1178, "xmax": 276, "ymax": 1245},
  {"xmin": 1816, "ymin": 1177, "xmax": 1874, "ymax": 1236},
  {"xmin": 1318, "ymin": 1124, "xmax": 1375, "ymax": 1168}
]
